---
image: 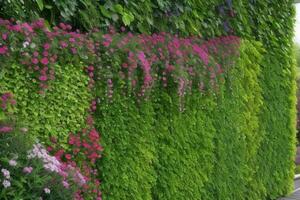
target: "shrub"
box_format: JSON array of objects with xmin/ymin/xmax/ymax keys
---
[{"xmin": 0, "ymin": 93, "xmax": 83, "ymax": 200}]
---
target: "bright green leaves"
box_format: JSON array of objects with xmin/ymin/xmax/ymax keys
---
[
  {"xmin": 36, "ymin": 0, "xmax": 44, "ymax": 11},
  {"xmin": 122, "ymin": 11, "xmax": 134, "ymax": 26},
  {"xmin": 0, "ymin": 63, "xmax": 92, "ymax": 144}
]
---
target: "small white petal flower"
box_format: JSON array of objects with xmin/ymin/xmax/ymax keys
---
[
  {"xmin": 44, "ymin": 188, "xmax": 51, "ymax": 194},
  {"xmin": 9, "ymin": 160, "xmax": 17, "ymax": 167},
  {"xmin": 22, "ymin": 41, "xmax": 29, "ymax": 48},
  {"xmin": 3, "ymin": 180, "xmax": 11, "ymax": 188}
]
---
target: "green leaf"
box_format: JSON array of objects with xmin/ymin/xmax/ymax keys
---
[
  {"xmin": 100, "ymin": 6, "xmax": 111, "ymax": 18},
  {"xmin": 114, "ymin": 4, "xmax": 124, "ymax": 14},
  {"xmin": 122, "ymin": 12, "xmax": 134, "ymax": 26},
  {"xmin": 45, "ymin": 4, "xmax": 52, "ymax": 9},
  {"xmin": 36, "ymin": 0, "xmax": 44, "ymax": 11}
]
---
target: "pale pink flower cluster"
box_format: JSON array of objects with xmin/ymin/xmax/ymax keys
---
[
  {"xmin": 9, "ymin": 159, "xmax": 17, "ymax": 166},
  {"xmin": 27, "ymin": 142, "xmax": 86, "ymax": 186},
  {"xmin": 1, "ymin": 168, "xmax": 11, "ymax": 188},
  {"xmin": 27, "ymin": 143, "xmax": 61, "ymax": 173},
  {"xmin": 23, "ymin": 166, "xmax": 33, "ymax": 174}
]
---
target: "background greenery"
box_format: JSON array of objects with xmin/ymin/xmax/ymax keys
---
[{"xmin": 0, "ymin": 0, "xmax": 297, "ymax": 199}]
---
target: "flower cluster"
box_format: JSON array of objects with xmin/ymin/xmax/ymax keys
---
[
  {"xmin": 27, "ymin": 142, "xmax": 86, "ymax": 187},
  {"xmin": 0, "ymin": 92, "xmax": 16, "ymax": 111},
  {"xmin": 0, "ymin": 18, "xmax": 240, "ymax": 99},
  {"xmin": 95, "ymin": 32, "xmax": 240, "ymax": 102},
  {"xmin": 1, "ymin": 168, "xmax": 11, "ymax": 188},
  {"xmin": 49, "ymin": 114, "xmax": 103, "ymax": 199},
  {"xmin": 0, "ymin": 19, "xmax": 96, "ymax": 93}
]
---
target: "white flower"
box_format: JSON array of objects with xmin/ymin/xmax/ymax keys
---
[
  {"xmin": 44, "ymin": 188, "xmax": 51, "ymax": 194},
  {"xmin": 9, "ymin": 160, "xmax": 17, "ymax": 167},
  {"xmin": 23, "ymin": 41, "xmax": 30, "ymax": 48},
  {"xmin": 3, "ymin": 180, "xmax": 11, "ymax": 188},
  {"xmin": 1, "ymin": 169, "xmax": 10, "ymax": 179}
]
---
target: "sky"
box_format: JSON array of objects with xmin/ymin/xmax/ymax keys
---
[{"xmin": 295, "ymin": 4, "xmax": 300, "ymax": 43}]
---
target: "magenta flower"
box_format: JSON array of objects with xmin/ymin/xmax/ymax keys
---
[
  {"xmin": 193, "ymin": 45, "xmax": 209, "ymax": 65},
  {"xmin": 33, "ymin": 51, "xmax": 39, "ymax": 57},
  {"xmin": 40, "ymin": 57, "xmax": 49, "ymax": 65},
  {"xmin": 32, "ymin": 58, "xmax": 39, "ymax": 64},
  {"xmin": 62, "ymin": 181, "xmax": 69, "ymax": 188},
  {"xmin": 0, "ymin": 46, "xmax": 8, "ymax": 54},
  {"xmin": 2, "ymin": 33, "xmax": 7, "ymax": 40},
  {"xmin": 43, "ymin": 43, "xmax": 50, "ymax": 50},
  {"xmin": 59, "ymin": 41, "xmax": 68, "ymax": 48},
  {"xmin": 39, "ymin": 75, "xmax": 48, "ymax": 81},
  {"xmin": 0, "ymin": 126, "xmax": 13, "ymax": 133}
]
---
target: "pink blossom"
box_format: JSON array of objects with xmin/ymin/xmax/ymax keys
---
[
  {"xmin": 2, "ymin": 33, "xmax": 7, "ymax": 40},
  {"xmin": 193, "ymin": 45, "xmax": 209, "ymax": 65},
  {"xmin": 65, "ymin": 154, "xmax": 72, "ymax": 160},
  {"xmin": 0, "ymin": 46, "xmax": 8, "ymax": 54},
  {"xmin": 0, "ymin": 126, "xmax": 13, "ymax": 133},
  {"xmin": 23, "ymin": 167, "xmax": 33, "ymax": 174},
  {"xmin": 43, "ymin": 43, "xmax": 50, "ymax": 50},
  {"xmin": 60, "ymin": 41, "xmax": 68, "ymax": 48},
  {"xmin": 69, "ymin": 38, "xmax": 76, "ymax": 43},
  {"xmin": 32, "ymin": 58, "xmax": 39, "ymax": 64},
  {"xmin": 33, "ymin": 51, "xmax": 39, "ymax": 57},
  {"xmin": 40, "ymin": 57, "xmax": 49, "ymax": 65},
  {"xmin": 39, "ymin": 75, "xmax": 48, "ymax": 81},
  {"xmin": 62, "ymin": 180, "xmax": 69, "ymax": 188}
]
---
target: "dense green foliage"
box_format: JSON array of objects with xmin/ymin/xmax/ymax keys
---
[
  {"xmin": 0, "ymin": 0, "xmax": 296, "ymax": 199},
  {"xmin": 0, "ymin": 63, "xmax": 92, "ymax": 144},
  {"xmin": 94, "ymin": 40, "xmax": 265, "ymax": 200}
]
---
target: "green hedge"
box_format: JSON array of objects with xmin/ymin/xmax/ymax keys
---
[
  {"xmin": 0, "ymin": 63, "xmax": 92, "ymax": 143},
  {"xmin": 0, "ymin": 1, "xmax": 296, "ymax": 199},
  {"xmin": 94, "ymin": 39, "xmax": 265, "ymax": 200}
]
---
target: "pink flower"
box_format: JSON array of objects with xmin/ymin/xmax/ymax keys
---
[
  {"xmin": 62, "ymin": 180, "xmax": 69, "ymax": 188},
  {"xmin": 2, "ymin": 33, "xmax": 8, "ymax": 40},
  {"xmin": 0, "ymin": 126, "xmax": 13, "ymax": 133},
  {"xmin": 193, "ymin": 45, "xmax": 209, "ymax": 65},
  {"xmin": 33, "ymin": 51, "xmax": 39, "ymax": 57},
  {"xmin": 60, "ymin": 41, "xmax": 68, "ymax": 48},
  {"xmin": 32, "ymin": 58, "xmax": 39, "ymax": 64},
  {"xmin": 43, "ymin": 43, "xmax": 50, "ymax": 50},
  {"xmin": 69, "ymin": 38, "xmax": 75, "ymax": 43},
  {"xmin": 88, "ymin": 66, "xmax": 94, "ymax": 71},
  {"xmin": 65, "ymin": 154, "xmax": 72, "ymax": 160},
  {"xmin": 39, "ymin": 75, "xmax": 47, "ymax": 81},
  {"xmin": 0, "ymin": 46, "xmax": 8, "ymax": 54},
  {"xmin": 23, "ymin": 167, "xmax": 33, "ymax": 174},
  {"xmin": 40, "ymin": 57, "xmax": 49, "ymax": 65}
]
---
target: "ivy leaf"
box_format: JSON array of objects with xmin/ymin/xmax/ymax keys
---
[
  {"xmin": 122, "ymin": 12, "xmax": 134, "ymax": 26},
  {"xmin": 114, "ymin": 4, "xmax": 124, "ymax": 14}
]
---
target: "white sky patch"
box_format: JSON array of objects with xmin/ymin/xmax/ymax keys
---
[{"xmin": 295, "ymin": 4, "xmax": 300, "ymax": 43}]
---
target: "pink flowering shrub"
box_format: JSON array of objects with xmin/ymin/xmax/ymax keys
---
[
  {"xmin": 0, "ymin": 18, "xmax": 239, "ymax": 98},
  {"xmin": 0, "ymin": 94, "xmax": 97, "ymax": 199},
  {"xmin": 0, "ymin": 18, "xmax": 241, "ymax": 199}
]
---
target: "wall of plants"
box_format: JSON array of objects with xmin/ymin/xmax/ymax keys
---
[{"xmin": 0, "ymin": 0, "xmax": 297, "ymax": 199}]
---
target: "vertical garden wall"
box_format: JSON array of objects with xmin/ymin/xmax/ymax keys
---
[{"xmin": 0, "ymin": 0, "xmax": 297, "ymax": 199}]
